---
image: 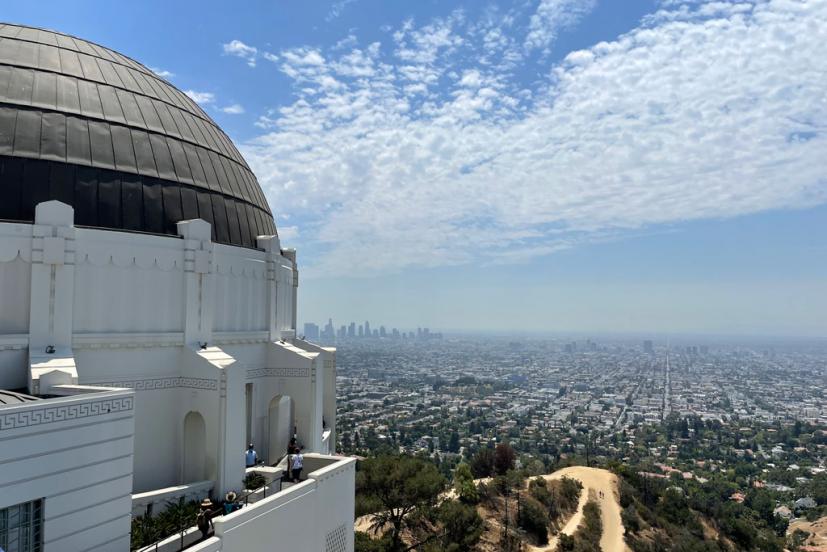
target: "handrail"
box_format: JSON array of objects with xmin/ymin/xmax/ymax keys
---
[
  {"xmin": 239, "ymin": 475, "xmax": 283, "ymax": 506},
  {"xmin": 130, "ymin": 496, "xmax": 205, "ymax": 552},
  {"xmin": 131, "ymin": 470, "xmax": 285, "ymax": 552}
]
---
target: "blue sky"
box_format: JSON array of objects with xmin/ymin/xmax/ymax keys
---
[{"xmin": 5, "ymin": 0, "xmax": 827, "ymax": 336}]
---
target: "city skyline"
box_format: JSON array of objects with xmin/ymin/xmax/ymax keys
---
[
  {"xmin": 4, "ymin": 0, "xmax": 826, "ymax": 336},
  {"xmin": 303, "ymin": 319, "xmax": 443, "ymax": 341}
]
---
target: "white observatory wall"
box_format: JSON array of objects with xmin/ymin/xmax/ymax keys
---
[
  {"xmin": 0, "ymin": 257, "xmax": 30, "ymax": 332},
  {"xmin": 75, "ymin": 347, "xmax": 185, "ymax": 491},
  {"xmin": 72, "ymin": 229, "xmax": 185, "ymax": 333},
  {"xmin": 0, "ymin": 209, "xmax": 343, "ymax": 508},
  {"xmin": 212, "ymin": 244, "xmax": 269, "ymax": 332},
  {"xmin": 276, "ymin": 260, "xmax": 294, "ymax": 332},
  {"xmin": 0, "ymin": 223, "xmax": 33, "ymax": 389},
  {"xmin": 0, "ymin": 390, "xmax": 135, "ymax": 552}
]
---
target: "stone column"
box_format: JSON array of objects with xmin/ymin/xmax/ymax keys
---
[
  {"xmin": 282, "ymin": 248, "xmax": 299, "ymax": 333},
  {"xmin": 28, "ymin": 201, "xmax": 78, "ymax": 394},
  {"xmin": 177, "ymin": 219, "xmax": 214, "ymax": 348},
  {"xmin": 257, "ymin": 235, "xmax": 281, "ymax": 342}
]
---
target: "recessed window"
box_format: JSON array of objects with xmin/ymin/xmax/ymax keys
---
[{"xmin": 0, "ymin": 499, "xmax": 43, "ymax": 552}]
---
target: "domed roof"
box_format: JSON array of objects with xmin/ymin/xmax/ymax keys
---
[{"xmin": 0, "ymin": 23, "xmax": 276, "ymax": 248}]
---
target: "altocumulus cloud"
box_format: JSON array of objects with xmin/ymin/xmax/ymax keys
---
[
  {"xmin": 184, "ymin": 90, "xmax": 215, "ymax": 105},
  {"xmin": 241, "ymin": 0, "xmax": 827, "ymax": 277}
]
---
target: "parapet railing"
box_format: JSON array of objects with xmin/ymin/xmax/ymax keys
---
[{"xmin": 132, "ymin": 471, "xmax": 286, "ymax": 552}]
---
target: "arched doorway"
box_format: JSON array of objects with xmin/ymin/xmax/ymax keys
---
[
  {"xmin": 183, "ymin": 411, "xmax": 206, "ymax": 482},
  {"xmin": 268, "ymin": 395, "xmax": 292, "ymax": 463}
]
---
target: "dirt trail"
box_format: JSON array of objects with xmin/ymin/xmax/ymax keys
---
[
  {"xmin": 528, "ymin": 466, "xmax": 630, "ymax": 552},
  {"xmin": 355, "ymin": 467, "xmax": 629, "ymax": 552},
  {"xmin": 788, "ymin": 515, "xmax": 827, "ymax": 551}
]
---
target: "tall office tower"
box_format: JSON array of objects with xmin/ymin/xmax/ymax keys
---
[
  {"xmin": 643, "ymin": 340, "xmax": 654, "ymax": 354},
  {"xmin": 358, "ymin": 325, "xmax": 364, "ymax": 338},
  {"xmin": 392, "ymin": 328, "xmax": 400, "ymax": 339},
  {"xmin": 322, "ymin": 318, "xmax": 335, "ymax": 339},
  {"xmin": 379, "ymin": 326, "xmax": 386, "ymax": 338},
  {"xmin": 303, "ymin": 322, "xmax": 320, "ymax": 340},
  {"xmin": 348, "ymin": 322, "xmax": 356, "ymax": 338},
  {"xmin": 417, "ymin": 328, "xmax": 423, "ymax": 340},
  {"xmin": 364, "ymin": 320, "xmax": 371, "ymax": 337},
  {"xmin": 338, "ymin": 325, "xmax": 347, "ymax": 340},
  {"xmin": 0, "ymin": 24, "xmax": 353, "ymax": 552}
]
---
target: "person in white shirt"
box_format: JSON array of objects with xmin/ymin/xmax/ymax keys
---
[
  {"xmin": 245, "ymin": 443, "xmax": 257, "ymax": 467},
  {"xmin": 291, "ymin": 448, "xmax": 304, "ymax": 482}
]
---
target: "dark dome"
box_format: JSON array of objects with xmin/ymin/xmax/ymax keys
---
[{"xmin": 0, "ymin": 23, "xmax": 276, "ymax": 248}]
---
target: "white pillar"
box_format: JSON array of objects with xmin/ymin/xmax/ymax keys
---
[
  {"xmin": 28, "ymin": 201, "xmax": 76, "ymax": 350},
  {"xmin": 282, "ymin": 248, "xmax": 299, "ymax": 332},
  {"xmin": 28, "ymin": 201, "xmax": 78, "ymax": 394},
  {"xmin": 257, "ymin": 235, "xmax": 281, "ymax": 342},
  {"xmin": 177, "ymin": 219, "xmax": 214, "ymax": 347}
]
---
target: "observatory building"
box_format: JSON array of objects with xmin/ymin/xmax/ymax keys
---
[{"xmin": 0, "ymin": 23, "xmax": 354, "ymax": 552}]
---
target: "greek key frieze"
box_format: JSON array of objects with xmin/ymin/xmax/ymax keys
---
[
  {"xmin": 0, "ymin": 396, "xmax": 134, "ymax": 430},
  {"xmin": 246, "ymin": 367, "xmax": 310, "ymax": 379}
]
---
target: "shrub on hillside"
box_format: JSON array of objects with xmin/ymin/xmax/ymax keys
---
[
  {"xmin": 557, "ymin": 476, "xmax": 583, "ymax": 512},
  {"xmin": 437, "ymin": 500, "xmax": 484, "ymax": 551},
  {"xmin": 453, "ymin": 463, "xmax": 479, "ymax": 504},
  {"xmin": 494, "ymin": 442, "xmax": 517, "ymax": 476},
  {"xmin": 518, "ymin": 495, "xmax": 549, "ymax": 545},
  {"xmin": 470, "ymin": 447, "xmax": 495, "ymax": 478}
]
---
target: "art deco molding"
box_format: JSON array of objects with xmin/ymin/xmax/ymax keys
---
[
  {"xmin": 0, "ymin": 396, "xmax": 134, "ymax": 431},
  {"xmin": 86, "ymin": 376, "xmax": 218, "ymax": 391},
  {"xmin": 246, "ymin": 367, "xmax": 310, "ymax": 379}
]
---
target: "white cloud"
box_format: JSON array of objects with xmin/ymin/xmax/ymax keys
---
[
  {"xmin": 326, "ymin": 0, "xmax": 357, "ymax": 21},
  {"xmin": 223, "ymin": 39, "xmax": 259, "ymax": 67},
  {"xmin": 221, "ymin": 103, "xmax": 245, "ymax": 114},
  {"xmin": 184, "ymin": 90, "xmax": 215, "ymax": 105},
  {"xmin": 149, "ymin": 67, "xmax": 174, "ymax": 79},
  {"xmin": 245, "ymin": 0, "xmax": 827, "ymax": 277},
  {"xmin": 525, "ymin": 0, "xmax": 597, "ymax": 53},
  {"xmin": 278, "ymin": 225, "xmax": 300, "ymax": 242}
]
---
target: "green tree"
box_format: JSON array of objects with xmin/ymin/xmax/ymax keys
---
[
  {"xmin": 437, "ymin": 500, "xmax": 484, "ymax": 551},
  {"xmin": 448, "ymin": 430, "xmax": 461, "ymax": 453},
  {"xmin": 518, "ymin": 495, "xmax": 549, "ymax": 544},
  {"xmin": 357, "ymin": 455, "xmax": 446, "ymax": 552},
  {"xmin": 470, "ymin": 447, "xmax": 495, "ymax": 478},
  {"xmin": 355, "ymin": 531, "xmax": 389, "ymax": 552},
  {"xmin": 807, "ymin": 472, "xmax": 827, "ymax": 505},
  {"xmin": 453, "ymin": 463, "xmax": 479, "ymax": 504},
  {"xmin": 494, "ymin": 442, "xmax": 516, "ymax": 476}
]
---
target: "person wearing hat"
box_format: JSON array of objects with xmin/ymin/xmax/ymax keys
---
[
  {"xmin": 196, "ymin": 498, "xmax": 214, "ymax": 540},
  {"xmin": 224, "ymin": 491, "xmax": 239, "ymax": 515},
  {"xmin": 245, "ymin": 443, "xmax": 258, "ymax": 467}
]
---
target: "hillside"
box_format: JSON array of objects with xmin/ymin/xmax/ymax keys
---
[
  {"xmin": 472, "ymin": 466, "xmax": 628, "ymax": 552},
  {"xmin": 355, "ymin": 456, "xmax": 801, "ymax": 551},
  {"xmin": 531, "ymin": 467, "xmax": 630, "ymax": 552}
]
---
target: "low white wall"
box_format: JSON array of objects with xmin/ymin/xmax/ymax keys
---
[
  {"xmin": 0, "ymin": 389, "xmax": 135, "ymax": 552},
  {"xmin": 132, "ymin": 480, "xmax": 214, "ymax": 517},
  {"xmin": 213, "ymin": 455, "xmax": 355, "ymax": 552}
]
